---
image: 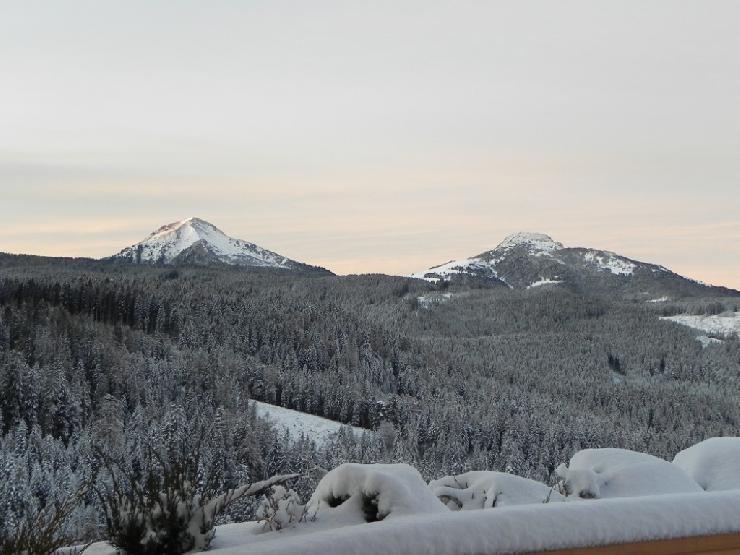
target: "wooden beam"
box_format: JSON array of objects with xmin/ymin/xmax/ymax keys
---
[{"xmin": 537, "ymin": 532, "xmax": 740, "ymax": 555}]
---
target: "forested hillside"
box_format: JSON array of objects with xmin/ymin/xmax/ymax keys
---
[{"xmin": 1, "ymin": 254, "xmax": 739, "ymax": 543}]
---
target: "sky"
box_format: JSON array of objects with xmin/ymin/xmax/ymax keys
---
[{"xmin": 1, "ymin": 1, "xmax": 739, "ymax": 287}]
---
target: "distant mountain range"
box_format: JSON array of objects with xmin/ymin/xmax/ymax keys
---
[
  {"xmin": 411, "ymin": 232, "xmax": 738, "ymax": 298},
  {"xmin": 2, "ymin": 220, "xmax": 735, "ymax": 297},
  {"xmin": 109, "ymin": 217, "xmax": 331, "ymax": 275}
]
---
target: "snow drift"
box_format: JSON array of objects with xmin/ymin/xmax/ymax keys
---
[
  {"xmin": 556, "ymin": 448, "xmax": 702, "ymax": 499},
  {"xmin": 69, "ymin": 439, "xmax": 740, "ymax": 555},
  {"xmin": 308, "ymin": 463, "xmax": 447, "ymax": 525},
  {"xmin": 673, "ymin": 437, "xmax": 740, "ymax": 492},
  {"xmin": 429, "ymin": 471, "xmax": 564, "ymax": 510}
]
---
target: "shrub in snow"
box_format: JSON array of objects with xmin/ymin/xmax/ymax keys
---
[
  {"xmin": 256, "ymin": 485, "xmax": 306, "ymax": 531},
  {"xmin": 429, "ymin": 471, "xmax": 564, "ymax": 510},
  {"xmin": 308, "ymin": 463, "xmax": 447, "ymax": 524},
  {"xmin": 556, "ymin": 448, "xmax": 701, "ymax": 500},
  {"xmin": 96, "ymin": 448, "xmax": 299, "ymax": 554},
  {"xmin": 0, "ymin": 485, "xmax": 88, "ymax": 555},
  {"xmin": 673, "ymin": 437, "xmax": 740, "ymax": 492}
]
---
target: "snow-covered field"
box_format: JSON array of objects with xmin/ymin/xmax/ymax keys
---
[
  {"xmin": 79, "ymin": 438, "xmax": 740, "ymax": 555},
  {"xmin": 661, "ymin": 312, "xmax": 740, "ymax": 338},
  {"xmin": 527, "ymin": 278, "xmax": 563, "ymax": 289},
  {"xmin": 253, "ymin": 401, "xmax": 368, "ymax": 445},
  {"xmin": 416, "ymin": 292, "xmax": 454, "ymax": 308}
]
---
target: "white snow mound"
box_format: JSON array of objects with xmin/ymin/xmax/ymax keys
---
[
  {"xmin": 429, "ymin": 471, "xmax": 563, "ymax": 510},
  {"xmin": 673, "ymin": 437, "xmax": 740, "ymax": 492},
  {"xmin": 556, "ymin": 448, "xmax": 701, "ymax": 499},
  {"xmin": 308, "ymin": 463, "xmax": 447, "ymax": 524}
]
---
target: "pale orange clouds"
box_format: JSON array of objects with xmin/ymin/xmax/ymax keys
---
[{"xmin": 1, "ymin": 1, "xmax": 738, "ymax": 288}]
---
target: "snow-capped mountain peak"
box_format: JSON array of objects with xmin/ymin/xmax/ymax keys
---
[
  {"xmin": 145, "ymin": 217, "xmax": 203, "ymax": 241},
  {"xmin": 410, "ymin": 231, "xmax": 732, "ymax": 297},
  {"xmin": 110, "ymin": 218, "xmax": 330, "ymax": 274},
  {"xmin": 493, "ymin": 232, "xmax": 564, "ymax": 255}
]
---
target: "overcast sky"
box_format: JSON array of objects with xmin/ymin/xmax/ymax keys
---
[{"xmin": 1, "ymin": 1, "xmax": 738, "ymax": 286}]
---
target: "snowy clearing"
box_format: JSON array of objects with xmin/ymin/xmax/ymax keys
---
[
  {"xmin": 527, "ymin": 278, "xmax": 563, "ymax": 289},
  {"xmin": 410, "ymin": 257, "xmax": 491, "ymax": 282},
  {"xmin": 416, "ymin": 292, "xmax": 453, "ymax": 308},
  {"xmin": 253, "ymin": 401, "xmax": 368, "ymax": 446},
  {"xmin": 661, "ymin": 312, "xmax": 740, "ymax": 337}
]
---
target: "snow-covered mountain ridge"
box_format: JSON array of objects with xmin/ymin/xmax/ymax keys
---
[
  {"xmin": 411, "ymin": 232, "xmax": 736, "ymax": 297},
  {"xmin": 110, "ymin": 217, "xmax": 330, "ymax": 274}
]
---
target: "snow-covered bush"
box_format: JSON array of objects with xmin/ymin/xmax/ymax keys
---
[
  {"xmin": 556, "ymin": 448, "xmax": 701, "ymax": 499},
  {"xmin": 0, "ymin": 486, "xmax": 88, "ymax": 555},
  {"xmin": 96, "ymin": 447, "xmax": 299, "ymax": 554},
  {"xmin": 308, "ymin": 463, "xmax": 447, "ymax": 524},
  {"xmin": 429, "ymin": 471, "xmax": 564, "ymax": 510},
  {"xmin": 256, "ymin": 485, "xmax": 306, "ymax": 531},
  {"xmin": 673, "ymin": 437, "xmax": 740, "ymax": 491}
]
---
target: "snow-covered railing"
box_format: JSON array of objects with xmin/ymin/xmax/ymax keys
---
[{"xmin": 218, "ymin": 490, "xmax": 740, "ymax": 555}]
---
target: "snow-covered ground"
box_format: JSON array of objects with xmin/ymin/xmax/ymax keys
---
[
  {"xmin": 697, "ymin": 335, "xmax": 724, "ymax": 348},
  {"xmin": 206, "ymin": 490, "xmax": 740, "ymax": 555},
  {"xmin": 410, "ymin": 257, "xmax": 494, "ymax": 282},
  {"xmin": 674, "ymin": 438, "xmax": 740, "ymax": 492},
  {"xmin": 661, "ymin": 312, "xmax": 740, "ymax": 338},
  {"xmin": 253, "ymin": 401, "xmax": 368, "ymax": 446},
  {"xmin": 416, "ymin": 292, "xmax": 453, "ymax": 308},
  {"xmin": 556, "ymin": 448, "xmax": 701, "ymax": 499},
  {"xmin": 430, "ymin": 471, "xmax": 564, "ymax": 509},
  {"xmin": 72, "ymin": 438, "xmax": 740, "ymax": 555},
  {"xmin": 583, "ymin": 250, "xmax": 636, "ymax": 275},
  {"xmin": 527, "ymin": 278, "xmax": 563, "ymax": 289}
]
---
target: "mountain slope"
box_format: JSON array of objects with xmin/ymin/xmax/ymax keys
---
[
  {"xmin": 411, "ymin": 232, "xmax": 738, "ymax": 298},
  {"xmin": 110, "ymin": 217, "xmax": 331, "ymax": 274}
]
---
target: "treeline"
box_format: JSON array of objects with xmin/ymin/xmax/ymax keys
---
[{"xmin": 1, "ymin": 257, "xmax": 739, "ymax": 546}]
